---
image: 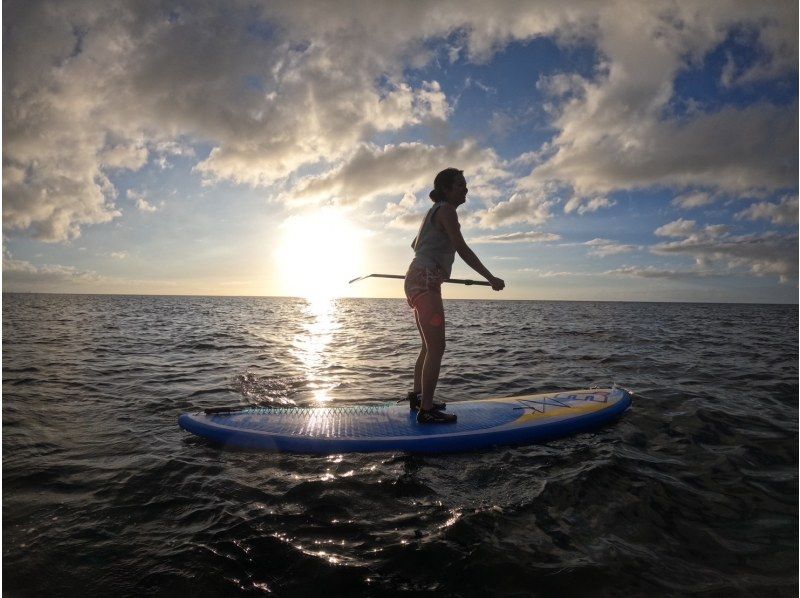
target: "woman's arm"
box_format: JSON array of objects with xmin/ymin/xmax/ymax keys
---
[{"xmin": 437, "ymin": 204, "xmax": 505, "ymax": 290}]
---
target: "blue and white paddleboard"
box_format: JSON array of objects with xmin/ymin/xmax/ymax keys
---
[{"xmin": 179, "ymin": 388, "xmax": 632, "ymax": 454}]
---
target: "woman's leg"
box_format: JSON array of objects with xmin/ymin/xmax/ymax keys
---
[
  {"xmin": 414, "ymin": 292, "xmax": 446, "ymax": 411},
  {"xmin": 413, "ymin": 310, "xmax": 427, "ymax": 395}
]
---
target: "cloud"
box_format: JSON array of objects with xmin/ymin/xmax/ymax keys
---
[
  {"xmin": 584, "ymin": 238, "xmax": 636, "ymax": 257},
  {"xmin": 153, "ymin": 141, "xmax": 196, "ymax": 170},
  {"xmin": 287, "ymin": 139, "xmax": 508, "ymax": 206},
  {"xmin": 564, "ymin": 196, "xmax": 616, "ymax": 215},
  {"xmin": 525, "ymin": 2, "xmax": 797, "ymax": 199},
  {"xmin": 386, "ymin": 212, "xmax": 424, "ymax": 230},
  {"xmin": 110, "ymin": 251, "xmax": 128, "ymax": 259},
  {"xmin": 654, "ymin": 218, "xmax": 730, "ymax": 240},
  {"xmin": 2, "ymin": 254, "xmax": 103, "ymax": 287},
  {"xmin": 651, "ymin": 231, "xmax": 797, "ymax": 283},
  {"xmin": 471, "ymin": 231, "xmax": 561, "ymax": 244},
  {"xmin": 4, "ymin": 0, "xmax": 796, "ymax": 244},
  {"xmin": 508, "ymin": 149, "xmax": 550, "ymax": 168},
  {"xmin": 720, "ymin": 19, "xmax": 798, "ymax": 87},
  {"xmin": 655, "ymin": 218, "xmax": 701, "ymax": 238},
  {"xmin": 384, "ymin": 191, "xmax": 424, "ymax": 229},
  {"xmin": 4, "ymin": 1, "xmax": 469, "ymax": 240},
  {"xmin": 532, "ymin": 101, "xmax": 797, "ymax": 200},
  {"xmin": 465, "ymin": 77, "xmax": 497, "ymax": 95},
  {"xmin": 672, "ymin": 191, "xmax": 715, "ymax": 209},
  {"xmin": 655, "ymin": 218, "xmax": 730, "ymax": 239},
  {"xmin": 127, "ymin": 189, "xmax": 161, "ymax": 212},
  {"xmin": 489, "ymin": 111, "xmax": 514, "ymax": 137},
  {"xmin": 720, "ymin": 51, "xmax": 738, "ymax": 89},
  {"xmin": 136, "ymin": 198, "xmax": 159, "ymax": 213},
  {"xmin": 537, "ymin": 72, "xmax": 587, "ymax": 99},
  {"xmin": 100, "ymin": 140, "xmax": 149, "ymax": 170},
  {"xmin": 515, "ymin": 268, "xmax": 594, "ymax": 277},
  {"xmin": 2, "ymin": 155, "xmax": 121, "ymax": 242},
  {"xmin": 191, "ymin": 76, "xmax": 454, "ymax": 187},
  {"xmin": 605, "ymin": 265, "xmax": 720, "ymax": 279},
  {"xmin": 471, "ymin": 189, "xmax": 556, "ymax": 229},
  {"xmin": 735, "ymin": 195, "xmax": 798, "ymax": 226},
  {"xmin": 415, "ymin": 80, "xmax": 452, "ymax": 121}
]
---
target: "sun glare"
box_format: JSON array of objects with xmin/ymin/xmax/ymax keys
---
[{"xmin": 274, "ymin": 209, "xmax": 365, "ymax": 301}]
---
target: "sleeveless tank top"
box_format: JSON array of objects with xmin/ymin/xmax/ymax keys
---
[{"xmin": 410, "ymin": 201, "xmax": 456, "ymax": 279}]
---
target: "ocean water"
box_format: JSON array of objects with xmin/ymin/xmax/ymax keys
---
[{"xmin": 2, "ymin": 293, "xmax": 797, "ymax": 597}]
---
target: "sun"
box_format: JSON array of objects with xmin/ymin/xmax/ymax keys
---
[{"xmin": 274, "ymin": 208, "xmax": 365, "ymax": 301}]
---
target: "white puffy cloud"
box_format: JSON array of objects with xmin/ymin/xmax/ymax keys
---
[
  {"xmin": 584, "ymin": 238, "xmax": 636, "ymax": 257},
  {"xmin": 127, "ymin": 190, "xmax": 161, "ymax": 213},
  {"xmin": 383, "ymin": 191, "xmax": 424, "ymax": 229},
  {"xmin": 735, "ymin": 195, "xmax": 798, "ymax": 226},
  {"xmin": 471, "ymin": 189, "xmax": 556, "ymax": 229},
  {"xmin": 100, "ymin": 140, "xmax": 149, "ymax": 170},
  {"xmin": 415, "ymin": 81, "xmax": 452, "ymax": 121},
  {"xmin": 384, "ymin": 191, "xmax": 419, "ymax": 213},
  {"xmin": 287, "ymin": 140, "xmax": 508, "ymax": 206},
  {"xmin": 655, "ymin": 218, "xmax": 701, "ymax": 238},
  {"xmin": 526, "ymin": 1, "xmax": 797, "ymax": 199},
  {"xmin": 136, "ymin": 199, "xmax": 159, "ymax": 213},
  {"xmin": 192, "ymin": 78, "xmax": 453, "ymax": 187},
  {"xmin": 532, "ymin": 100, "xmax": 796, "ymax": 199},
  {"xmin": 564, "ymin": 196, "xmax": 616, "ymax": 215},
  {"xmin": 153, "ymin": 141, "xmax": 196, "ymax": 170},
  {"xmin": 385, "ymin": 212, "xmax": 422, "ymax": 230}
]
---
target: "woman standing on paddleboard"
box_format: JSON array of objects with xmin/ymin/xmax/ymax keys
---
[{"xmin": 405, "ymin": 168, "xmax": 505, "ymax": 424}]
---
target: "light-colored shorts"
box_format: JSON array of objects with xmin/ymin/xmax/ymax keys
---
[{"xmin": 404, "ymin": 262, "xmax": 445, "ymax": 309}]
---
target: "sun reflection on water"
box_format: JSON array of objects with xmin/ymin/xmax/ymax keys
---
[{"xmin": 291, "ymin": 296, "xmax": 341, "ymax": 404}]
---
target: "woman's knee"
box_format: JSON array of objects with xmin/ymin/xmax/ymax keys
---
[{"xmin": 426, "ymin": 337, "xmax": 445, "ymax": 357}]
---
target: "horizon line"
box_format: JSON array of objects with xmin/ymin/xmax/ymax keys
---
[{"xmin": 1, "ymin": 290, "xmax": 797, "ymax": 306}]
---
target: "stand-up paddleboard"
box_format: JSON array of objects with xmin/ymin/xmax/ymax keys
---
[{"xmin": 179, "ymin": 388, "xmax": 632, "ymax": 454}]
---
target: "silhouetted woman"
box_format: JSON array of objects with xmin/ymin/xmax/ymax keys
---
[{"xmin": 405, "ymin": 168, "xmax": 505, "ymax": 423}]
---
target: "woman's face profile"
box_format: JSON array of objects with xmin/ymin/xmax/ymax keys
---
[{"xmin": 446, "ymin": 175, "xmax": 468, "ymax": 206}]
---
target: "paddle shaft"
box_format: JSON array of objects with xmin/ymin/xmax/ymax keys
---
[{"xmin": 349, "ymin": 273, "xmax": 490, "ymax": 286}]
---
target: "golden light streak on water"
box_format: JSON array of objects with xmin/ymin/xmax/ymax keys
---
[{"xmin": 291, "ymin": 297, "xmax": 341, "ymax": 404}]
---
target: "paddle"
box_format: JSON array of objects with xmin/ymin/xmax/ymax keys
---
[{"xmin": 349, "ymin": 273, "xmax": 490, "ymax": 286}]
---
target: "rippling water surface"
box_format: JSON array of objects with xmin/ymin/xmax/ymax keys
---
[{"xmin": 3, "ymin": 294, "xmax": 797, "ymax": 596}]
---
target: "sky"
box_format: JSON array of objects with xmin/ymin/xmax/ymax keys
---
[{"xmin": 2, "ymin": 0, "xmax": 798, "ymax": 303}]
